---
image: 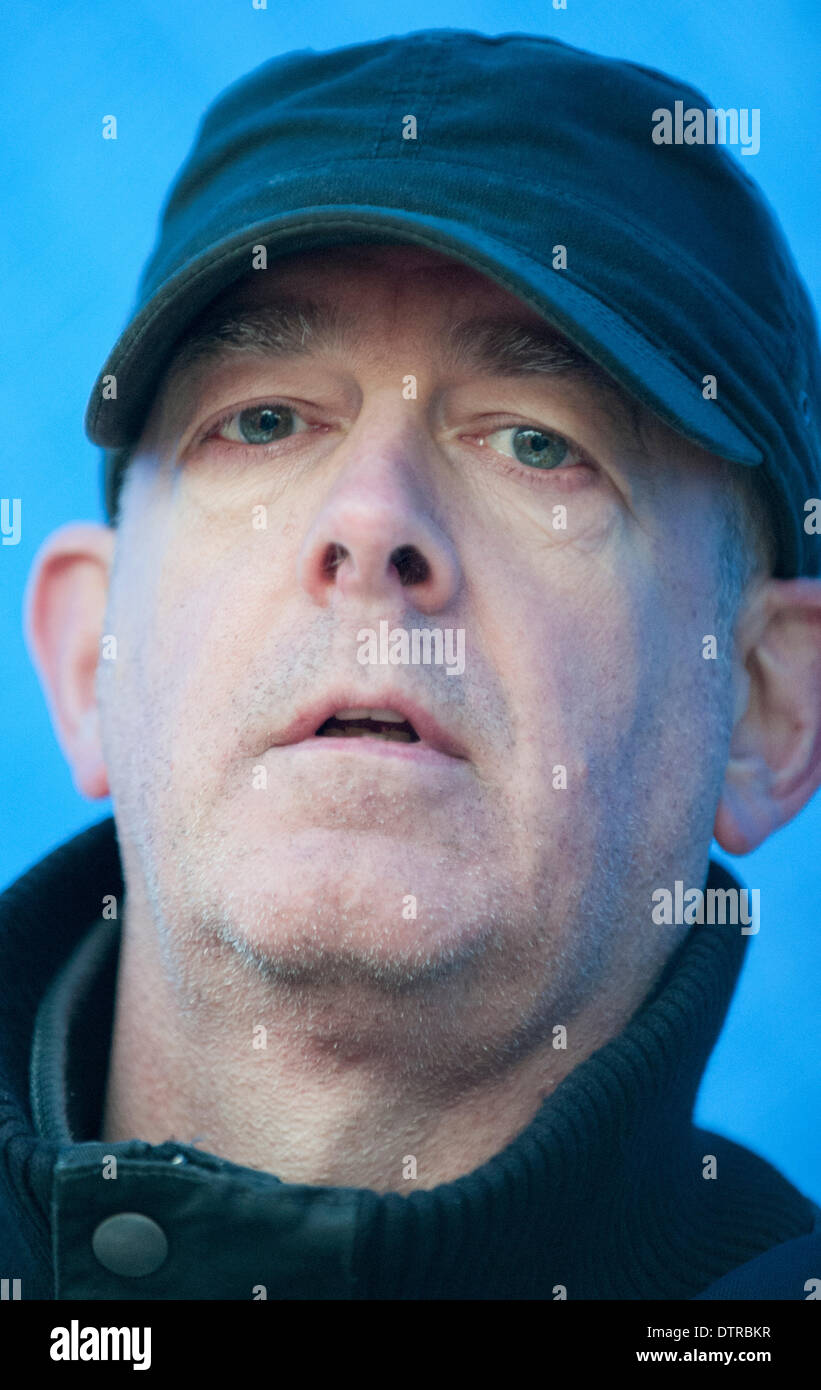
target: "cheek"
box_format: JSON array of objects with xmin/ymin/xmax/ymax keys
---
[
  {"xmin": 103, "ymin": 526, "xmax": 254, "ymax": 768},
  {"xmin": 484, "ymin": 536, "xmax": 718, "ymax": 854},
  {"xmin": 481, "ymin": 553, "xmax": 647, "ymax": 759}
]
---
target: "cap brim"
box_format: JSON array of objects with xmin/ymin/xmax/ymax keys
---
[{"xmin": 87, "ymin": 206, "xmax": 764, "ymax": 472}]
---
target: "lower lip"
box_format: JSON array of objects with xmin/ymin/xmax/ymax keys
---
[{"xmin": 276, "ymin": 736, "xmax": 466, "ymax": 767}]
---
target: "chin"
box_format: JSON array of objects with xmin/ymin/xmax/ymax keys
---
[{"xmin": 194, "ymin": 842, "xmax": 502, "ymax": 984}]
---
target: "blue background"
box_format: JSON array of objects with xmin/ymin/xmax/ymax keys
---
[{"xmin": 1, "ymin": 1, "xmax": 819, "ymax": 1201}]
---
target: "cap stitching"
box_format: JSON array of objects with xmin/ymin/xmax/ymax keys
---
[
  {"xmin": 91, "ymin": 211, "xmax": 769, "ymax": 471},
  {"xmin": 91, "ymin": 212, "xmax": 795, "ymax": 459},
  {"xmin": 139, "ymin": 154, "xmax": 794, "ymax": 376},
  {"xmin": 89, "ymin": 215, "xmax": 810, "ymax": 577}
]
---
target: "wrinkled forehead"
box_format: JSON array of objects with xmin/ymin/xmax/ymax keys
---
[
  {"xmin": 170, "ymin": 241, "xmax": 563, "ymax": 362},
  {"xmin": 117, "ymin": 240, "xmax": 728, "ymax": 529},
  {"xmin": 155, "ymin": 241, "xmax": 641, "ymax": 429}
]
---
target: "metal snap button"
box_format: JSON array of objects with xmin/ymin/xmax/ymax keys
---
[{"xmin": 91, "ymin": 1212, "xmax": 169, "ymax": 1277}]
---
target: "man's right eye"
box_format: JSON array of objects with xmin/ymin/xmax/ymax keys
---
[{"xmin": 212, "ymin": 404, "xmax": 310, "ymax": 445}]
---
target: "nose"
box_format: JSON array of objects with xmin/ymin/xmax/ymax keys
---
[{"xmin": 297, "ymin": 428, "xmax": 462, "ymax": 613}]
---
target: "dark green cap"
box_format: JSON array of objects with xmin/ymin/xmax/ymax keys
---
[{"xmin": 86, "ymin": 29, "xmax": 820, "ymax": 576}]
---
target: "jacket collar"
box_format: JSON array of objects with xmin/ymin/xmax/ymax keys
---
[{"xmin": 0, "ymin": 816, "xmax": 814, "ymax": 1298}]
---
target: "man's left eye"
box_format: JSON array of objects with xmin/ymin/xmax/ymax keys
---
[
  {"xmin": 482, "ymin": 426, "xmax": 574, "ymax": 470},
  {"xmin": 214, "ymin": 404, "xmax": 309, "ymax": 444}
]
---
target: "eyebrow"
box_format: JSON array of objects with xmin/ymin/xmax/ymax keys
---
[
  {"xmin": 163, "ymin": 295, "xmax": 642, "ymax": 442},
  {"xmin": 165, "ymin": 296, "xmax": 348, "ymax": 379}
]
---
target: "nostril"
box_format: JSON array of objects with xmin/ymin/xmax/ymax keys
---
[
  {"xmin": 391, "ymin": 545, "xmax": 430, "ymax": 586},
  {"xmin": 322, "ymin": 542, "xmax": 348, "ymax": 578},
  {"xmin": 317, "ymin": 540, "xmax": 431, "ymax": 587}
]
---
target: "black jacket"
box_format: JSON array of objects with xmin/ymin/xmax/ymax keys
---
[{"xmin": 1, "ymin": 818, "xmax": 819, "ymax": 1299}]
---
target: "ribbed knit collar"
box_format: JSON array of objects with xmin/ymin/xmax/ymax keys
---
[{"xmin": 0, "ymin": 817, "xmax": 813, "ymax": 1298}]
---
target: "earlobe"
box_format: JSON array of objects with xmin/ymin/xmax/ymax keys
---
[
  {"xmin": 713, "ymin": 578, "xmax": 821, "ymax": 855},
  {"xmin": 24, "ymin": 523, "xmax": 116, "ymax": 799},
  {"xmin": 713, "ymin": 758, "xmax": 777, "ymax": 856}
]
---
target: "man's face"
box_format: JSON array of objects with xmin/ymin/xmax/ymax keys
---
[{"xmin": 97, "ymin": 243, "xmax": 736, "ymax": 1042}]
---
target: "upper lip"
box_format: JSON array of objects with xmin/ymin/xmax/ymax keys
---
[{"xmin": 272, "ymin": 691, "xmax": 469, "ymax": 760}]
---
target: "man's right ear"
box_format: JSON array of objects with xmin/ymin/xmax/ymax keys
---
[{"xmin": 23, "ymin": 523, "xmax": 116, "ymax": 799}]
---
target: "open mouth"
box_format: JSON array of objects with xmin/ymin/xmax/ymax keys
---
[{"xmin": 314, "ymin": 707, "xmax": 421, "ymax": 744}]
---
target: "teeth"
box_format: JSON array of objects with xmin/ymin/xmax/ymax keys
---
[
  {"xmin": 322, "ymin": 727, "xmax": 414, "ymax": 741},
  {"xmin": 334, "ymin": 707, "xmax": 407, "ymax": 722}
]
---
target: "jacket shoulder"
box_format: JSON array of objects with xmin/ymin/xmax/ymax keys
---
[
  {"xmin": 695, "ymin": 1205, "xmax": 821, "ymax": 1300},
  {"xmin": 0, "ymin": 1183, "xmax": 50, "ymax": 1297}
]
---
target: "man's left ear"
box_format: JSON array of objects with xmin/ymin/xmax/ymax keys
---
[
  {"xmin": 23, "ymin": 523, "xmax": 116, "ymax": 799},
  {"xmin": 714, "ymin": 577, "xmax": 821, "ymax": 854}
]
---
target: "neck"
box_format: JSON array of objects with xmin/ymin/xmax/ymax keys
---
[
  {"xmin": 102, "ymin": 895, "xmax": 684, "ymax": 1192},
  {"xmin": 13, "ymin": 821, "xmax": 810, "ymax": 1299}
]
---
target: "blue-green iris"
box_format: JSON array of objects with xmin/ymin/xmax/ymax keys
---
[
  {"xmin": 237, "ymin": 406, "xmax": 294, "ymax": 443},
  {"xmin": 511, "ymin": 428, "xmax": 569, "ymax": 469}
]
